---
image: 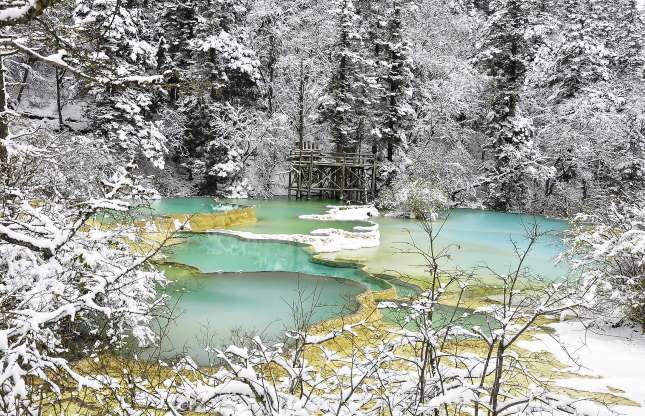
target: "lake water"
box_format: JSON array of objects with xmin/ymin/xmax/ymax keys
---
[{"xmin": 151, "ymin": 198, "xmax": 569, "ymax": 364}]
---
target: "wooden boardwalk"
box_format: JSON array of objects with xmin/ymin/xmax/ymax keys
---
[{"xmin": 287, "ymin": 144, "xmax": 377, "ymax": 203}]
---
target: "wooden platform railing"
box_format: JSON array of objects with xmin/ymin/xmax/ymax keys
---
[
  {"xmin": 287, "ymin": 148, "xmax": 378, "ymax": 203},
  {"xmin": 289, "ymin": 150, "xmax": 375, "ymax": 164}
]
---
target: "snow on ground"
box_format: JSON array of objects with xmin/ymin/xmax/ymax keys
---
[
  {"xmin": 518, "ymin": 320, "xmax": 645, "ymax": 415},
  {"xmin": 299, "ymin": 205, "xmax": 379, "ymax": 222},
  {"xmin": 17, "ymin": 100, "xmax": 90, "ymax": 131},
  {"xmin": 212, "ymin": 205, "xmax": 380, "ymax": 253}
]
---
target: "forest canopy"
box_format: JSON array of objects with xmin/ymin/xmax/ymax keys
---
[
  {"xmin": 1, "ymin": 0, "xmax": 645, "ymax": 415},
  {"xmin": 1, "ymin": 0, "xmax": 642, "ymax": 214}
]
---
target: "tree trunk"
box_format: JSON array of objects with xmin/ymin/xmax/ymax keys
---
[
  {"xmin": 489, "ymin": 344, "xmax": 505, "ymax": 416},
  {"xmin": 267, "ymin": 31, "xmax": 276, "ymax": 116},
  {"xmin": 56, "ymin": 68, "xmax": 65, "ymax": 130},
  {"xmin": 0, "ymin": 56, "xmax": 10, "ymax": 165},
  {"xmin": 297, "ymin": 59, "xmax": 306, "ymax": 149},
  {"xmin": 15, "ymin": 60, "xmax": 32, "ymax": 107}
]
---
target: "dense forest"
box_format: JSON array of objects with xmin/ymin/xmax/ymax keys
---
[
  {"xmin": 1, "ymin": 0, "xmax": 645, "ymax": 415},
  {"xmin": 2, "ymin": 0, "xmax": 644, "ymax": 212}
]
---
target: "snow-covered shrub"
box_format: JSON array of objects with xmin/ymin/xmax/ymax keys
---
[
  {"xmin": 379, "ymin": 178, "xmax": 449, "ymax": 218},
  {"xmin": 246, "ymin": 113, "xmax": 292, "ymax": 198},
  {"xmin": 567, "ymin": 195, "xmax": 645, "ymax": 329},
  {"xmin": 0, "ymin": 133, "xmax": 166, "ymax": 414},
  {"xmin": 91, "ymin": 88, "xmax": 168, "ymax": 170},
  {"xmin": 377, "ymin": 139, "xmax": 475, "ymax": 216},
  {"xmin": 133, "ymin": 305, "xmax": 482, "ymax": 415},
  {"xmin": 179, "ymin": 98, "xmax": 287, "ymax": 198}
]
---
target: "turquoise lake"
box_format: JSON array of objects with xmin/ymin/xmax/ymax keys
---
[{"xmin": 149, "ymin": 197, "xmax": 569, "ymax": 364}]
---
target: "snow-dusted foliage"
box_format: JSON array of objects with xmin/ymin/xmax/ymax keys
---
[
  {"xmin": 523, "ymin": 81, "xmax": 645, "ymax": 214},
  {"xmin": 180, "ymin": 100, "xmax": 276, "ymax": 197},
  {"xmin": 0, "ymin": 134, "xmax": 166, "ymax": 414},
  {"xmin": 0, "ymin": 4, "xmax": 169, "ymax": 411},
  {"xmin": 73, "ymin": 0, "xmax": 170, "ymax": 170},
  {"xmin": 567, "ymin": 196, "xmax": 645, "ymax": 329},
  {"xmin": 191, "ymin": 30, "xmax": 261, "ymax": 90}
]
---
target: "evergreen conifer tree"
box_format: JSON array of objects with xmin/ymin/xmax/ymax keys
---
[
  {"xmin": 321, "ymin": 0, "xmax": 365, "ymax": 152},
  {"xmin": 475, "ymin": 0, "xmax": 536, "ymax": 210},
  {"xmin": 379, "ymin": 0, "xmax": 414, "ymax": 161}
]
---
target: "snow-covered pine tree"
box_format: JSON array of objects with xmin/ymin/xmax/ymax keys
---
[
  {"xmin": 321, "ymin": 0, "xmax": 366, "ymax": 152},
  {"xmin": 610, "ymin": 0, "xmax": 645, "ymax": 72},
  {"xmin": 378, "ymin": 0, "xmax": 415, "ymax": 162},
  {"xmin": 159, "ymin": 0, "xmax": 198, "ymax": 71},
  {"xmin": 73, "ymin": 0, "xmax": 168, "ymax": 170},
  {"xmin": 545, "ymin": 0, "xmax": 615, "ymax": 100},
  {"xmin": 474, "ymin": 0, "xmax": 538, "ymax": 211},
  {"xmin": 175, "ymin": 0, "xmax": 262, "ymax": 196},
  {"xmin": 350, "ymin": 0, "xmax": 384, "ymax": 152},
  {"xmin": 155, "ymin": 0, "xmax": 199, "ymax": 105}
]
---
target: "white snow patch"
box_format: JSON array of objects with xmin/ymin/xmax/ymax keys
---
[
  {"xmin": 209, "ymin": 205, "xmax": 381, "ymax": 254},
  {"xmin": 0, "ymin": 1, "xmax": 37, "ymax": 22},
  {"xmin": 299, "ymin": 205, "xmax": 379, "ymax": 222},
  {"xmin": 518, "ymin": 320, "xmax": 645, "ymax": 415},
  {"xmin": 213, "ymin": 226, "xmax": 379, "ymax": 253}
]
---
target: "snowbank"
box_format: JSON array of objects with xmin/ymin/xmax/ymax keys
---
[
  {"xmin": 213, "ymin": 226, "xmax": 379, "ymax": 253},
  {"xmin": 299, "ymin": 205, "xmax": 379, "ymax": 222},
  {"xmin": 518, "ymin": 320, "xmax": 645, "ymax": 415},
  {"xmin": 211, "ymin": 205, "xmax": 381, "ymax": 253}
]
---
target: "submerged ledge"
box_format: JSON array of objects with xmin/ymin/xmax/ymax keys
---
[
  {"xmin": 156, "ymin": 204, "xmax": 418, "ymax": 300},
  {"xmin": 161, "ymin": 206, "xmax": 257, "ymax": 232}
]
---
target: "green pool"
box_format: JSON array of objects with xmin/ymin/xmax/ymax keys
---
[
  {"xmin": 150, "ymin": 198, "xmax": 569, "ymax": 364},
  {"xmin": 158, "ymin": 271, "xmax": 365, "ymax": 365}
]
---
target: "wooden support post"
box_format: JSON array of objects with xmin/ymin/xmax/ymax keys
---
[
  {"xmin": 287, "ymin": 167, "xmax": 292, "ymax": 199},
  {"xmin": 340, "ymin": 154, "xmax": 346, "ymax": 202},
  {"xmin": 362, "ymin": 166, "xmax": 367, "ymax": 204},
  {"xmin": 296, "ymin": 151, "xmax": 303, "ymax": 199},
  {"xmin": 371, "ymin": 156, "xmax": 377, "ymax": 201},
  {"xmin": 307, "ymin": 151, "xmax": 313, "ymax": 200}
]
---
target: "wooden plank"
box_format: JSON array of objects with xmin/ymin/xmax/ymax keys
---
[
  {"xmin": 287, "ymin": 168, "xmax": 292, "ymax": 199},
  {"xmin": 371, "ymin": 156, "xmax": 377, "ymax": 200}
]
